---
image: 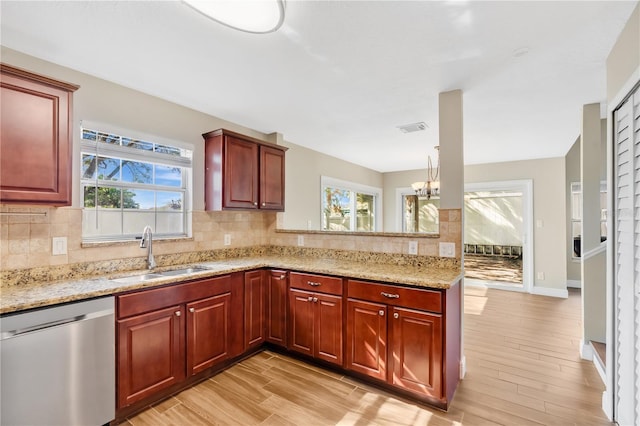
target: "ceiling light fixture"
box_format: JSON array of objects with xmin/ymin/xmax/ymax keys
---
[
  {"xmin": 397, "ymin": 122, "xmax": 428, "ymax": 133},
  {"xmin": 183, "ymin": 0, "xmax": 286, "ymax": 34},
  {"xmin": 411, "ymin": 146, "xmax": 440, "ymax": 199}
]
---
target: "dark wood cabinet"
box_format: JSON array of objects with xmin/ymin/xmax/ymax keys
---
[
  {"xmin": 203, "ymin": 129, "xmax": 286, "ymax": 211},
  {"xmin": 389, "ymin": 307, "xmax": 442, "ymax": 398},
  {"xmin": 117, "ymin": 305, "xmax": 184, "ymax": 408},
  {"xmin": 265, "ymin": 269, "xmax": 288, "ymax": 347},
  {"xmin": 186, "ymin": 293, "xmax": 231, "ymax": 376},
  {"xmin": 345, "ymin": 279, "xmax": 458, "ymax": 408},
  {"xmin": 244, "ymin": 270, "xmax": 265, "ymax": 350},
  {"xmin": 288, "ymin": 273, "xmax": 343, "ymax": 366},
  {"xmin": 0, "ymin": 64, "xmax": 79, "ymax": 205},
  {"xmin": 346, "ymin": 299, "xmax": 387, "ymax": 380},
  {"xmin": 116, "ymin": 274, "xmax": 237, "ymax": 410}
]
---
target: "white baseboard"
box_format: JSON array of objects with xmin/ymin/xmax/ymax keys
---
[
  {"xmin": 531, "ymin": 285, "xmax": 569, "ymax": 298},
  {"xmin": 580, "ymin": 339, "xmax": 593, "ymax": 360},
  {"xmin": 460, "ymin": 355, "xmax": 466, "ymax": 379},
  {"xmin": 567, "ymin": 279, "xmax": 582, "ymax": 289}
]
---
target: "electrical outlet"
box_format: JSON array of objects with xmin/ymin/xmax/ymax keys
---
[
  {"xmin": 52, "ymin": 237, "xmax": 67, "ymax": 255},
  {"xmin": 307, "ymin": 220, "xmax": 312, "ymax": 230},
  {"xmin": 297, "ymin": 235, "xmax": 304, "ymax": 246},
  {"xmin": 537, "ymin": 272, "xmax": 545, "ymax": 280},
  {"xmin": 439, "ymin": 242, "xmax": 455, "ymax": 258},
  {"xmin": 408, "ymin": 241, "xmax": 418, "ymax": 255},
  {"xmin": 224, "ymin": 234, "xmax": 231, "ymax": 246}
]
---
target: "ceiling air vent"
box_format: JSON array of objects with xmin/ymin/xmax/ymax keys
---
[{"xmin": 397, "ymin": 122, "xmax": 428, "ymax": 133}]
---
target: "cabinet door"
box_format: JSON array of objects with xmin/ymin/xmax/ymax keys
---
[
  {"xmin": 346, "ymin": 299, "xmax": 387, "ymax": 381},
  {"xmin": 390, "ymin": 307, "xmax": 442, "ymax": 398},
  {"xmin": 288, "ymin": 288, "xmax": 314, "ymax": 357},
  {"xmin": 0, "ymin": 65, "xmax": 77, "ymax": 205},
  {"xmin": 186, "ymin": 293, "xmax": 231, "ymax": 376},
  {"xmin": 266, "ymin": 270, "xmax": 288, "ymax": 346},
  {"xmin": 260, "ymin": 146, "xmax": 285, "ymax": 211},
  {"xmin": 117, "ymin": 305, "xmax": 184, "ymax": 408},
  {"xmin": 224, "ymin": 135, "xmax": 259, "ymax": 209},
  {"xmin": 244, "ymin": 270, "xmax": 265, "ymax": 350},
  {"xmin": 315, "ymin": 293, "xmax": 343, "ymax": 366}
]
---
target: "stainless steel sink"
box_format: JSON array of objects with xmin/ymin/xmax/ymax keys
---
[
  {"xmin": 158, "ymin": 266, "xmax": 209, "ymax": 276},
  {"xmin": 110, "ymin": 266, "xmax": 209, "ymax": 284},
  {"xmin": 111, "ymin": 273, "xmax": 164, "ymax": 284}
]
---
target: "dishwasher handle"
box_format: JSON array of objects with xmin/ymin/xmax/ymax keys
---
[{"xmin": 1, "ymin": 309, "xmax": 113, "ymax": 340}]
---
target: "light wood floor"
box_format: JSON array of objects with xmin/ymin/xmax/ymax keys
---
[{"xmin": 122, "ymin": 287, "xmax": 611, "ymax": 425}]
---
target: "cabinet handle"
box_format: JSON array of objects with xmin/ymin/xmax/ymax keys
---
[
  {"xmin": 189, "ymin": 308, "xmax": 195, "ymax": 313},
  {"xmin": 175, "ymin": 311, "xmax": 181, "ymax": 317},
  {"xmin": 381, "ymin": 291, "xmax": 400, "ymax": 299},
  {"xmin": 393, "ymin": 313, "xmax": 399, "ymax": 319},
  {"xmin": 312, "ymin": 297, "xmax": 318, "ymax": 303},
  {"xmin": 280, "ymin": 275, "xmax": 286, "ymax": 279},
  {"xmin": 254, "ymin": 202, "xmax": 258, "ymax": 206},
  {"xmin": 379, "ymin": 310, "xmax": 385, "ymax": 316},
  {"xmin": 262, "ymin": 202, "xmax": 266, "ymax": 206},
  {"xmin": 307, "ymin": 281, "xmax": 321, "ymax": 287},
  {"xmin": 308, "ymin": 296, "xmax": 313, "ymax": 302}
]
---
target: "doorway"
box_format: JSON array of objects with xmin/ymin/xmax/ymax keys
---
[{"xmin": 464, "ymin": 180, "xmax": 533, "ymax": 293}]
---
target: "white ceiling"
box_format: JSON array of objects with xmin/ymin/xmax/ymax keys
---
[{"xmin": 1, "ymin": 1, "xmax": 637, "ymax": 172}]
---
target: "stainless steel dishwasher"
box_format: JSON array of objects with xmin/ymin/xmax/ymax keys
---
[{"xmin": 1, "ymin": 296, "xmax": 115, "ymax": 425}]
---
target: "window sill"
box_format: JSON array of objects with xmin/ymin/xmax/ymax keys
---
[{"xmin": 81, "ymin": 236, "xmax": 193, "ymax": 249}]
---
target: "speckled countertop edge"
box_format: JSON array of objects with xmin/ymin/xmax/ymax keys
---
[{"xmin": 0, "ymin": 256, "xmax": 462, "ymax": 315}]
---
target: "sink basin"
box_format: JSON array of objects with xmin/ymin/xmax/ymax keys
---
[
  {"xmin": 159, "ymin": 266, "xmax": 210, "ymax": 276},
  {"xmin": 111, "ymin": 273, "xmax": 164, "ymax": 284}
]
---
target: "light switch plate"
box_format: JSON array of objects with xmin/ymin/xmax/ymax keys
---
[
  {"xmin": 439, "ymin": 242, "xmax": 455, "ymax": 258},
  {"xmin": 224, "ymin": 234, "xmax": 231, "ymax": 246},
  {"xmin": 52, "ymin": 237, "xmax": 67, "ymax": 255},
  {"xmin": 297, "ymin": 235, "xmax": 304, "ymax": 246}
]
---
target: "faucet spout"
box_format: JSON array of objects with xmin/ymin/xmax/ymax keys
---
[{"xmin": 140, "ymin": 226, "xmax": 156, "ymax": 270}]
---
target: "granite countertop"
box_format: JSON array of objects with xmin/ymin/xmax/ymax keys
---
[{"xmin": 0, "ymin": 256, "xmax": 462, "ymax": 315}]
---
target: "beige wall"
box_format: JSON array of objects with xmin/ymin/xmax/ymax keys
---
[
  {"xmin": 0, "ymin": 48, "xmax": 461, "ymax": 272},
  {"xmin": 279, "ymin": 141, "xmax": 383, "ymax": 231},
  {"xmin": 565, "ymin": 137, "xmax": 581, "ymax": 282},
  {"xmin": 465, "ymin": 158, "xmax": 567, "ymax": 291},
  {"xmin": 606, "ymin": 3, "xmax": 640, "ymax": 102}
]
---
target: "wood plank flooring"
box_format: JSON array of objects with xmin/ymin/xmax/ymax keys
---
[{"xmin": 121, "ymin": 287, "xmax": 611, "ymax": 425}]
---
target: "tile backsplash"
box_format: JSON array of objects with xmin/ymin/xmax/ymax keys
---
[{"xmin": 1, "ymin": 206, "xmax": 461, "ymax": 273}]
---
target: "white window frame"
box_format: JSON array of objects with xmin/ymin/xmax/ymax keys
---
[
  {"xmin": 570, "ymin": 181, "xmax": 607, "ymax": 260},
  {"xmin": 395, "ymin": 187, "xmax": 440, "ymax": 233},
  {"xmin": 320, "ymin": 176, "xmax": 382, "ymax": 232},
  {"xmin": 80, "ymin": 121, "xmax": 193, "ymax": 243}
]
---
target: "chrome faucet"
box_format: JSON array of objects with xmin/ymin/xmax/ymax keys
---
[{"xmin": 140, "ymin": 225, "xmax": 156, "ymax": 270}]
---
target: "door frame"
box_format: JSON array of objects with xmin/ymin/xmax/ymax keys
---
[{"xmin": 464, "ymin": 179, "xmax": 534, "ymax": 293}]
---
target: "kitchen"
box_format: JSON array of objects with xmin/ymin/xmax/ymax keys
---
[{"xmin": 1, "ymin": 1, "xmax": 638, "ymax": 425}]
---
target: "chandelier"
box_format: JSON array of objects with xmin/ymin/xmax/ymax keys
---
[{"xmin": 411, "ymin": 146, "xmax": 440, "ymax": 199}]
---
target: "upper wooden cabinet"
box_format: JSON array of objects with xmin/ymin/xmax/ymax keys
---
[
  {"xmin": 203, "ymin": 129, "xmax": 286, "ymax": 211},
  {"xmin": 0, "ymin": 64, "xmax": 79, "ymax": 206}
]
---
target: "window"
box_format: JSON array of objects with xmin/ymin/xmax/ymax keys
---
[
  {"xmin": 402, "ymin": 194, "xmax": 439, "ymax": 233},
  {"xmin": 80, "ymin": 124, "xmax": 193, "ymax": 242},
  {"xmin": 321, "ymin": 176, "xmax": 381, "ymax": 232},
  {"xmin": 570, "ymin": 181, "xmax": 607, "ymax": 258}
]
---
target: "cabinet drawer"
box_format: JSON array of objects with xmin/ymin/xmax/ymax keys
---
[
  {"xmin": 290, "ymin": 272, "xmax": 343, "ymax": 296},
  {"xmin": 347, "ymin": 280, "xmax": 441, "ymax": 313},
  {"xmin": 118, "ymin": 275, "xmax": 231, "ymax": 319}
]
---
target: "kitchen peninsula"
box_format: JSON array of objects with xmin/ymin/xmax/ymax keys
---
[{"xmin": 1, "ymin": 245, "xmax": 462, "ymax": 421}]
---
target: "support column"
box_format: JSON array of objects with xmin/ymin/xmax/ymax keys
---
[{"xmin": 439, "ymin": 90, "xmax": 464, "ymax": 210}]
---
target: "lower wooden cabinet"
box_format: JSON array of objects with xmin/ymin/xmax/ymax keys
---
[
  {"xmin": 116, "ymin": 274, "xmax": 238, "ymax": 410},
  {"xmin": 265, "ymin": 270, "xmax": 288, "ymax": 346},
  {"xmin": 187, "ymin": 293, "xmax": 231, "ymax": 376},
  {"xmin": 345, "ymin": 279, "xmax": 455, "ymax": 406},
  {"xmin": 389, "ymin": 306, "xmax": 442, "ymax": 397},
  {"xmin": 244, "ymin": 270, "xmax": 265, "ymax": 350},
  {"xmin": 288, "ymin": 289, "xmax": 343, "ymax": 365},
  {"xmin": 345, "ymin": 299, "xmax": 387, "ymax": 381},
  {"xmin": 117, "ymin": 305, "xmax": 184, "ymax": 408}
]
